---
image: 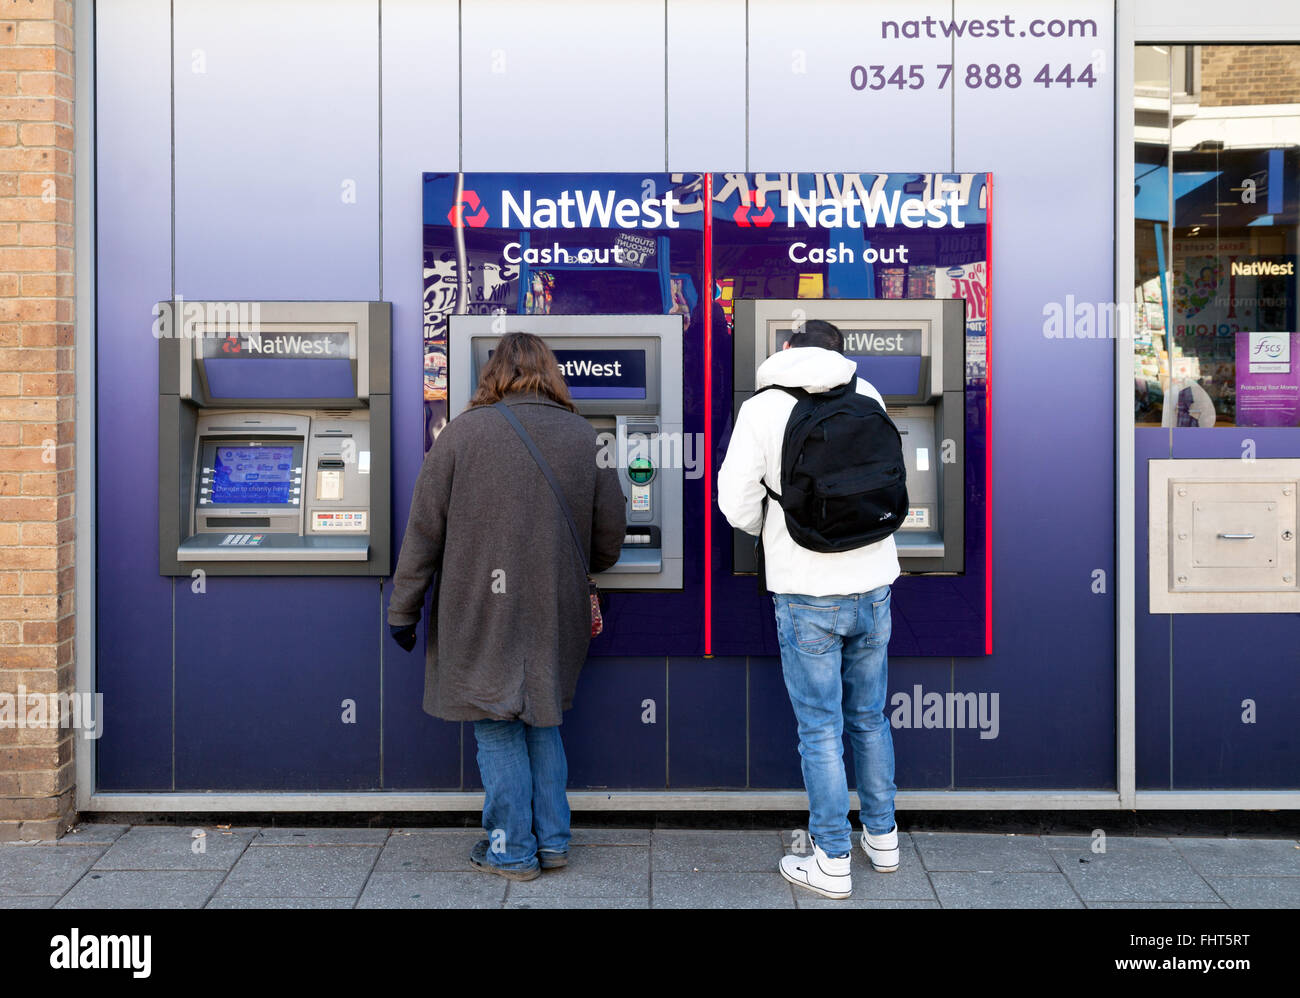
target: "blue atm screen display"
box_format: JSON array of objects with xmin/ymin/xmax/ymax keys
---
[
  {"xmin": 554, "ymin": 349, "xmax": 647, "ymax": 399},
  {"xmin": 211, "ymin": 446, "xmax": 295, "ymax": 505}
]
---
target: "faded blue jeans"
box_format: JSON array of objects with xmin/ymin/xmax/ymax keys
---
[
  {"xmin": 773, "ymin": 586, "xmax": 897, "ymax": 858},
  {"xmin": 472, "ymin": 719, "xmax": 571, "ymax": 872}
]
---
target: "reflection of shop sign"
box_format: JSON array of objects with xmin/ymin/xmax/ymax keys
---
[
  {"xmin": 1249, "ymin": 332, "xmax": 1291, "ymax": 373},
  {"xmin": 1231, "ymin": 260, "xmax": 1295, "ymax": 277}
]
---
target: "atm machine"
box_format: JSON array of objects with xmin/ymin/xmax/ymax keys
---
[
  {"xmin": 733, "ymin": 298, "xmax": 965, "ymax": 574},
  {"xmin": 158, "ymin": 300, "xmax": 391, "ymax": 576},
  {"xmin": 447, "ymin": 313, "xmax": 683, "ymax": 590}
]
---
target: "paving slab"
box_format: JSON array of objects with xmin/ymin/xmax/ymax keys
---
[
  {"xmin": 1170, "ymin": 838, "xmax": 1300, "ymax": 878},
  {"xmin": 505, "ymin": 845, "xmax": 649, "ymax": 899},
  {"xmin": 0, "ymin": 896, "xmax": 59, "ymax": 908},
  {"xmin": 215, "ymin": 844, "xmax": 380, "ymax": 899},
  {"xmin": 651, "ymin": 830, "xmax": 784, "ymax": 872},
  {"xmin": 930, "ymin": 872, "xmax": 1083, "ymax": 908},
  {"xmin": 652, "ymin": 871, "xmax": 797, "ymax": 908},
  {"xmin": 375, "ymin": 829, "xmax": 486, "ymax": 873},
  {"xmin": 206, "ymin": 896, "xmax": 357, "ymax": 909},
  {"xmin": 570, "ymin": 827, "xmax": 651, "ymax": 846},
  {"xmin": 0, "ymin": 843, "xmax": 107, "ymax": 896},
  {"xmin": 253, "ymin": 827, "xmax": 390, "ymax": 846},
  {"xmin": 1043, "ymin": 835, "xmax": 1173, "ymax": 852},
  {"xmin": 1056, "ymin": 847, "xmax": 1219, "ymax": 903},
  {"xmin": 505, "ymin": 895, "xmax": 649, "ymax": 909},
  {"xmin": 53, "ymin": 823, "xmax": 131, "ymax": 846},
  {"xmin": 796, "ymin": 896, "xmax": 942, "ymax": 909},
  {"xmin": 913, "ymin": 832, "xmax": 1059, "ymax": 872},
  {"xmin": 92, "ymin": 825, "xmax": 257, "ymax": 872},
  {"xmin": 1086, "ymin": 901, "xmax": 1230, "ymax": 909},
  {"xmin": 357, "ymin": 872, "xmax": 507, "ymax": 909},
  {"xmin": 55, "ymin": 871, "xmax": 224, "ymax": 909},
  {"xmin": 1205, "ymin": 876, "xmax": 1300, "ymax": 909}
]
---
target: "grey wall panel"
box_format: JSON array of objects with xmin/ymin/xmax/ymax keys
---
[
  {"xmin": 172, "ymin": 0, "xmax": 381, "ymax": 299},
  {"xmin": 666, "ymin": 0, "xmax": 746, "ymax": 170},
  {"xmin": 461, "ymin": 0, "xmax": 666, "ymax": 171},
  {"xmin": 747, "ymin": 0, "xmax": 954, "ymax": 170}
]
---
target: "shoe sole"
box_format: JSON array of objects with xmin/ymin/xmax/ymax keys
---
[
  {"xmin": 861, "ymin": 834, "xmax": 900, "ymax": 873},
  {"xmin": 539, "ymin": 855, "xmax": 568, "ymax": 870},
  {"xmin": 779, "ymin": 863, "xmax": 851, "ymax": 900},
  {"xmin": 469, "ymin": 856, "xmax": 541, "ymax": 882}
]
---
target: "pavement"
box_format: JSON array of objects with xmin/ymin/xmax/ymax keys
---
[{"xmin": 0, "ymin": 823, "xmax": 1297, "ymax": 908}]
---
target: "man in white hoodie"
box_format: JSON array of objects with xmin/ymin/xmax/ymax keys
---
[{"xmin": 718, "ymin": 319, "xmax": 901, "ymax": 900}]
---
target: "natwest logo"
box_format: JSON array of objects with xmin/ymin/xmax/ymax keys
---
[
  {"xmin": 499, "ymin": 188, "xmax": 681, "ymax": 230},
  {"xmin": 448, "ymin": 189, "xmax": 490, "ymax": 228},
  {"xmin": 220, "ymin": 336, "xmax": 241, "ymax": 354}
]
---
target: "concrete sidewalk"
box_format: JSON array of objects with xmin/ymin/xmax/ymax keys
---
[{"xmin": 0, "ymin": 824, "xmax": 1297, "ymax": 908}]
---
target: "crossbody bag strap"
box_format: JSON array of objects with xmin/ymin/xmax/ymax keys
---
[{"xmin": 493, "ymin": 402, "xmax": 590, "ymax": 569}]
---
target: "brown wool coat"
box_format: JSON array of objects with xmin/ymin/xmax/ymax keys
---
[{"xmin": 387, "ymin": 392, "xmax": 626, "ymax": 726}]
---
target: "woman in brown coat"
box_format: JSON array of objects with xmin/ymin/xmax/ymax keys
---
[{"xmin": 388, "ymin": 332, "xmax": 626, "ymax": 880}]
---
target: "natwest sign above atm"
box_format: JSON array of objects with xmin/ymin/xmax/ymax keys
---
[{"xmin": 426, "ymin": 172, "xmax": 707, "ymax": 231}]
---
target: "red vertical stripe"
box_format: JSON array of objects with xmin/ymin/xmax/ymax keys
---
[
  {"xmin": 703, "ymin": 173, "xmax": 714, "ymax": 656},
  {"xmin": 984, "ymin": 175, "xmax": 993, "ymax": 656}
]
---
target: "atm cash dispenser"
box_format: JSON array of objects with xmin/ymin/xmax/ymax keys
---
[
  {"xmin": 158, "ymin": 300, "xmax": 391, "ymax": 576},
  {"xmin": 447, "ymin": 314, "xmax": 683, "ymax": 590},
  {"xmin": 733, "ymin": 298, "xmax": 965, "ymax": 574}
]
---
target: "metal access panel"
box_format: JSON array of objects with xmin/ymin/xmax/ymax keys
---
[
  {"xmin": 158, "ymin": 300, "xmax": 391, "ymax": 576},
  {"xmin": 447, "ymin": 313, "xmax": 684, "ymax": 590},
  {"xmin": 1150, "ymin": 458, "xmax": 1300, "ymax": 612},
  {"xmin": 732, "ymin": 298, "xmax": 966, "ymax": 574}
]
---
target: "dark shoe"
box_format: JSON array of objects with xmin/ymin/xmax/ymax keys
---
[
  {"xmin": 470, "ymin": 838, "xmax": 541, "ymax": 881},
  {"xmin": 538, "ymin": 849, "xmax": 569, "ymax": 869}
]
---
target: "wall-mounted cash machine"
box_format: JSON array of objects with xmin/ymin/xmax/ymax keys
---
[
  {"xmin": 732, "ymin": 298, "xmax": 965, "ymax": 574},
  {"xmin": 447, "ymin": 313, "xmax": 684, "ymax": 590},
  {"xmin": 158, "ymin": 300, "xmax": 391, "ymax": 576}
]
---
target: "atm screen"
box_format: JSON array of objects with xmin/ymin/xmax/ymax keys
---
[
  {"xmin": 210, "ymin": 445, "xmax": 296, "ymax": 505},
  {"xmin": 553, "ymin": 349, "xmax": 648, "ymax": 400}
]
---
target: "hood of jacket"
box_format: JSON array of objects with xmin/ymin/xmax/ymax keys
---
[{"xmin": 755, "ymin": 346, "xmax": 858, "ymax": 393}]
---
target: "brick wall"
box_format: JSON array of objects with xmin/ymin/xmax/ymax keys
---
[
  {"xmin": 0, "ymin": 0, "xmax": 76, "ymax": 841},
  {"xmin": 1200, "ymin": 44, "xmax": 1300, "ymax": 107}
]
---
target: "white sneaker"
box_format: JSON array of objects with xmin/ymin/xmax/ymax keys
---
[
  {"xmin": 779, "ymin": 840, "xmax": 852, "ymax": 899},
  {"xmin": 860, "ymin": 825, "xmax": 900, "ymax": 872}
]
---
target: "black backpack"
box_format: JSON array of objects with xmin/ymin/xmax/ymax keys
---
[{"xmin": 758, "ymin": 381, "xmax": 908, "ymax": 554}]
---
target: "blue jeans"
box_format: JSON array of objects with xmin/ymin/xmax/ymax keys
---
[
  {"xmin": 472, "ymin": 719, "xmax": 571, "ymax": 871},
  {"xmin": 773, "ymin": 586, "xmax": 896, "ymax": 858}
]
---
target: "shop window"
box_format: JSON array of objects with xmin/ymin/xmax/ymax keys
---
[{"xmin": 1135, "ymin": 44, "xmax": 1300, "ymax": 428}]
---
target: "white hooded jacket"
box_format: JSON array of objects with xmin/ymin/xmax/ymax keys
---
[{"xmin": 718, "ymin": 346, "xmax": 902, "ymax": 597}]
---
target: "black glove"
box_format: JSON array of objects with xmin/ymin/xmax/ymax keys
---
[{"xmin": 390, "ymin": 623, "xmax": 418, "ymax": 652}]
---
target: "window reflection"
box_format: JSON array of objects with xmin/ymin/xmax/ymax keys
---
[{"xmin": 1135, "ymin": 44, "xmax": 1300, "ymax": 428}]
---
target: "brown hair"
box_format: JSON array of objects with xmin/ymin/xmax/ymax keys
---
[{"xmin": 467, "ymin": 331, "xmax": 578, "ymax": 413}]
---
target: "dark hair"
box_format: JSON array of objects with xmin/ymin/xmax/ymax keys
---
[
  {"xmin": 468, "ymin": 331, "xmax": 578, "ymax": 413},
  {"xmin": 789, "ymin": 319, "xmax": 844, "ymax": 353}
]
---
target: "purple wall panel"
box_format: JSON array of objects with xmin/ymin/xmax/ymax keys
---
[
  {"xmin": 379, "ymin": 0, "xmax": 463, "ymax": 788},
  {"xmin": 1165, "ymin": 428, "xmax": 1300, "ymax": 788},
  {"xmin": 94, "ymin": 0, "xmax": 175, "ymax": 790},
  {"xmin": 1135, "ymin": 428, "xmax": 1172, "ymax": 788}
]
